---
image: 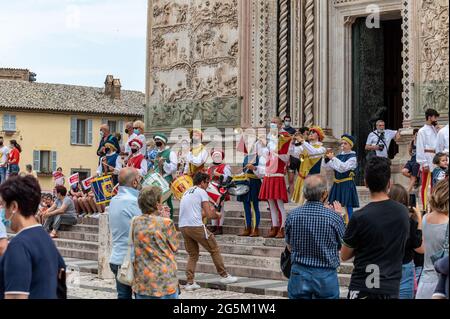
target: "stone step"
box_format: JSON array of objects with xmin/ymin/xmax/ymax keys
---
[
  {"xmin": 176, "ymin": 260, "xmax": 352, "ymax": 286},
  {"xmin": 173, "ymin": 215, "xmax": 273, "ymax": 228},
  {"xmin": 76, "ymin": 217, "xmax": 100, "ymax": 226},
  {"xmin": 60, "ymin": 224, "xmax": 99, "ymax": 234},
  {"xmin": 53, "ymin": 238, "xmax": 99, "ymax": 251},
  {"xmin": 201, "ymin": 234, "xmax": 285, "ymax": 247},
  {"xmin": 58, "ymin": 247, "xmax": 98, "ymax": 261},
  {"xmin": 58, "ymin": 231, "xmax": 99, "ymax": 242}
]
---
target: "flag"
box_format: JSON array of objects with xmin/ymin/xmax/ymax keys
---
[
  {"xmin": 81, "ymin": 176, "xmax": 93, "ymax": 190},
  {"xmin": 52, "ymin": 171, "xmax": 63, "ymax": 180},
  {"xmin": 69, "ymin": 173, "xmax": 79, "ymax": 186},
  {"xmin": 236, "ymin": 135, "xmax": 248, "ymax": 155},
  {"xmin": 278, "ymin": 134, "xmax": 293, "ymax": 155}
]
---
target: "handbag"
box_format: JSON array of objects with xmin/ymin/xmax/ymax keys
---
[
  {"xmin": 280, "ymin": 247, "xmax": 292, "ymax": 279},
  {"xmin": 117, "ymin": 217, "xmax": 137, "ymax": 286},
  {"xmin": 430, "ymin": 223, "xmax": 449, "ymax": 265}
]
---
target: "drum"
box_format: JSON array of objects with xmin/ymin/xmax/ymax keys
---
[
  {"xmin": 171, "ymin": 175, "xmax": 193, "ymax": 200},
  {"xmin": 91, "ymin": 175, "xmax": 114, "ymax": 205},
  {"xmin": 142, "ymin": 173, "xmax": 172, "ymax": 202},
  {"xmin": 230, "ymin": 174, "xmax": 251, "ymax": 196},
  {"xmin": 206, "ymin": 182, "xmax": 222, "ymax": 205}
]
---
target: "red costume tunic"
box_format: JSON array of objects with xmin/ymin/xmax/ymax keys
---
[{"xmin": 127, "ymin": 154, "xmax": 145, "ymax": 169}]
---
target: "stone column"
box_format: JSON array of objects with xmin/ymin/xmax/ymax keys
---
[{"xmin": 98, "ymin": 211, "xmax": 114, "ymax": 279}]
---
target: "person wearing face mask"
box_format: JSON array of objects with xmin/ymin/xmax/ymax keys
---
[
  {"xmin": 207, "ymin": 150, "xmax": 232, "ymax": 235},
  {"xmin": 416, "ymin": 108, "xmax": 441, "ymax": 211},
  {"xmin": 259, "ymin": 117, "xmax": 294, "ymax": 239},
  {"xmin": 322, "ymin": 134, "xmax": 359, "ymax": 222},
  {"xmin": 97, "ymin": 125, "xmax": 120, "ymax": 159},
  {"xmin": 131, "ymin": 120, "xmax": 147, "ymax": 157},
  {"xmin": 282, "ymin": 115, "xmax": 297, "ymax": 135},
  {"xmin": 97, "ymin": 142, "xmax": 122, "ymax": 185},
  {"xmin": 365, "ymin": 120, "xmax": 400, "ymax": 160},
  {"xmin": 0, "ymin": 175, "xmax": 66, "ymax": 299},
  {"xmin": 184, "ymin": 129, "xmax": 208, "ymax": 176},
  {"xmin": 108, "ymin": 167, "xmax": 143, "ymax": 299},
  {"xmin": 126, "ymin": 139, "xmax": 148, "ymax": 177},
  {"xmin": 153, "ymin": 133, "xmax": 178, "ymax": 219},
  {"xmin": 0, "ymin": 137, "xmax": 9, "ymax": 185},
  {"xmin": 291, "ymin": 126, "xmax": 327, "ymax": 205}
]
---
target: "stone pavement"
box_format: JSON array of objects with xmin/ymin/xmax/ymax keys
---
[{"xmin": 66, "ymin": 271, "xmax": 285, "ymax": 300}]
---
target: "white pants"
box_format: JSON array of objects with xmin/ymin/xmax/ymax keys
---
[{"xmin": 267, "ymin": 200, "xmax": 286, "ymax": 228}]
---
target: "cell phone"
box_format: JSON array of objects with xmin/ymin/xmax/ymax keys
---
[{"xmin": 409, "ymin": 193, "xmax": 417, "ymax": 209}]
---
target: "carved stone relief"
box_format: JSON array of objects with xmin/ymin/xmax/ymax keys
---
[
  {"xmin": 147, "ymin": 0, "xmax": 240, "ymax": 129},
  {"xmin": 417, "ymin": 0, "xmax": 449, "ymax": 115}
]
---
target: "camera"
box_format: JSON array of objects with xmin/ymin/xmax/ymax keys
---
[{"xmin": 378, "ymin": 144, "xmax": 385, "ymax": 151}]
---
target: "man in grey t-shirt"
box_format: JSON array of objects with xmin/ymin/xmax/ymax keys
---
[{"xmin": 43, "ymin": 185, "xmax": 77, "ymax": 238}]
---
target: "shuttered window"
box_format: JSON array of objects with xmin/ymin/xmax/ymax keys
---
[
  {"xmin": 70, "ymin": 117, "xmax": 93, "ymax": 145},
  {"xmin": 2, "ymin": 114, "xmax": 16, "ymax": 131}
]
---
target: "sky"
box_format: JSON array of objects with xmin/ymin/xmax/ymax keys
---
[{"xmin": 0, "ymin": 0, "xmax": 147, "ymax": 92}]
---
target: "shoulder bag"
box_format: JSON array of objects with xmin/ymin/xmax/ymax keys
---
[
  {"xmin": 117, "ymin": 217, "xmax": 137, "ymax": 286},
  {"xmin": 280, "ymin": 246, "xmax": 292, "ymax": 279}
]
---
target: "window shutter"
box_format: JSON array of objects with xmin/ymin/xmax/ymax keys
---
[
  {"xmin": 87, "ymin": 119, "xmax": 93, "ymax": 145},
  {"xmin": 11, "ymin": 115, "xmax": 16, "ymax": 130},
  {"xmin": 51, "ymin": 151, "xmax": 57, "ymax": 172},
  {"xmin": 2, "ymin": 115, "xmax": 5, "ymax": 131},
  {"xmin": 118, "ymin": 120, "xmax": 124, "ymax": 134},
  {"xmin": 33, "ymin": 151, "xmax": 41, "ymax": 172},
  {"xmin": 102, "ymin": 118, "xmax": 107, "ymax": 125},
  {"xmin": 71, "ymin": 117, "xmax": 77, "ymax": 144}
]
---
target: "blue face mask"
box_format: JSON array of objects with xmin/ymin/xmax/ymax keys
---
[
  {"xmin": 134, "ymin": 129, "xmax": 140, "ymax": 135},
  {"xmin": 1, "ymin": 207, "xmax": 11, "ymax": 228}
]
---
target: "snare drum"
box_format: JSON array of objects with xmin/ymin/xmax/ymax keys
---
[
  {"xmin": 91, "ymin": 175, "xmax": 114, "ymax": 205},
  {"xmin": 171, "ymin": 175, "xmax": 193, "ymax": 200},
  {"xmin": 142, "ymin": 173, "xmax": 172, "ymax": 202}
]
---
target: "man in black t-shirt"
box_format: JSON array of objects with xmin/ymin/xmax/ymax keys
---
[{"xmin": 341, "ymin": 157, "xmax": 410, "ymax": 299}]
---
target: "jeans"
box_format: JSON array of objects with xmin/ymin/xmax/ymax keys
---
[
  {"xmin": 44, "ymin": 213, "xmax": 77, "ymax": 232},
  {"xmin": 288, "ymin": 263, "xmax": 340, "ymax": 299},
  {"xmin": 135, "ymin": 291, "xmax": 179, "ymax": 299},
  {"xmin": 8, "ymin": 164, "xmax": 19, "ymax": 176},
  {"xmin": 0, "ymin": 167, "xmax": 7, "ymax": 184},
  {"xmin": 399, "ymin": 261, "xmax": 415, "ymax": 299},
  {"xmin": 110, "ymin": 263, "xmax": 133, "ymax": 299}
]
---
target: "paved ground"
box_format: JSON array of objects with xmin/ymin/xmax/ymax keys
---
[{"xmin": 67, "ymin": 271, "xmax": 286, "ymax": 299}]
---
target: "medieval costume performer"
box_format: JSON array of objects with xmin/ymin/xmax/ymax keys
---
[
  {"xmin": 323, "ymin": 134, "xmax": 359, "ymax": 222},
  {"xmin": 126, "ymin": 139, "xmax": 148, "ymax": 177},
  {"xmin": 291, "ymin": 126, "xmax": 327, "ymax": 204},
  {"xmin": 259, "ymin": 118, "xmax": 293, "ymax": 239},
  {"xmin": 207, "ymin": 150, "xmax": 232, "ymax": 235},
  {"xmin": 96, "ymin": 142, "xmax": 122, "ymax": 185},
  {"xmin": 153, "ymin": 133, "xmax": 178, "ymax": 219},
  {"xmin": 237, "ymin": 140, "xmax": 266, "ymax": 237},
  {"xmin": 184, "ymin": 129, "xmax": 208, "ymax": 176}
]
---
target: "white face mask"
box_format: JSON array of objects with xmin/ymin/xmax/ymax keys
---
[
  {"xmin": 284, "ymin": 121, "xmax": 291, "ymax": 127},
  {"xmin": 100, "ymin": 131, "xmax": 104, "ymax": 138},
  {"xmin": 270, "ymin": 123, "xmax": 278, "ymax": 130}
]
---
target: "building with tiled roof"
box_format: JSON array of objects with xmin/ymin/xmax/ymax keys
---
[{"xmin": 0, "ymin": 70, "xmax": 145, "ymax": 190}]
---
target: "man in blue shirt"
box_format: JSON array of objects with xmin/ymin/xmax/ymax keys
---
[
  {"xmin": 285, "ymin": 175, "xmax": 346, "ymax": 299},
  {"xmin": 108, "ymin": 167, "xmax": 142, "ymax": 299}
]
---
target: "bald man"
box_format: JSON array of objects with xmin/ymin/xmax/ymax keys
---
[
  {"xmin": 109, "ymin": 167, "xmax": 142, "ymax": 299},
  {"xmin": 97, "ymin": 124, "xmax": 120, "ymax": 158}
]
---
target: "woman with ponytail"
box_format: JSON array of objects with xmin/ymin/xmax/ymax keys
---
[{"xmin": 7, "ymin": 140, "xmax": 21, "ymax": 176}]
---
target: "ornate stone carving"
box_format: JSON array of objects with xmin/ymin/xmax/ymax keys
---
[
  {"xmin": 148, "ymin": 0, "xmax": 239, "ymax": 120},
  {"xmin": 277, "ymin": 0, "xmax": 290, "ymax": 119},
  {"xmin": 401, "ymin": 0, "xmax": 413, "ymax": 123},
  {"xmin": 417, "ymin": 0, "xmax": 449, "ymax": 115},
  {"xmin": 303, "ymin": 0, "xmax": 315, "ymax": 127}
]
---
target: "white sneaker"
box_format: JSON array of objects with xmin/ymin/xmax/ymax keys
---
[
  {"xmin": 220, "ymin": 275, "xmax": 238, "ymax": 284},
  {"xmin": 184, "ymin": 282, "xmax": 201, "ymax": 291}
]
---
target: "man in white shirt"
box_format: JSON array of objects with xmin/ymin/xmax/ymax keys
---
[
  {"xmin": 365, "ymin": 120, "xmax": 400, "ymax": 158},
  {"xmin": 0, "ymin": 137, "xmax": 9, "ymax": 184},
  {"xmin": 436, "ymin": 123, "xmax": 449, "ymax": 155},
  {"xmin": 416, "ymin": 108, "xmax": 440, "ymax": 211},
  {"xmin": 179, "ymin": 172, "xmax": 237, "ymax": 291}
]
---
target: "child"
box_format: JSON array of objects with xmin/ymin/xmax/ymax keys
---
[
  {"xmin": 402, "ymin": 129, "xmax": 420, "ymax": 193},
  {"xmin": 207, "ymin": 150, "xmax": 232, "ymax": 235},
  {"xmin": 323, "ymin": 134, "xmax": 359, "ymax": 222},
  {"xmin": 432, "ymin": 153, "xmax": 448, "ymax": 187}
]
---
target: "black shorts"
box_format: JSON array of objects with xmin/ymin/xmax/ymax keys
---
[
  {"xmin": 347, "ymin": 290, "xmax": 395, "ymax": 300},
  {"xmin": 404, "ymin": 160, "xmax": 420, "ymax": 177},
  {"xmin": 288, "ymin": 156, "xmax": 300, "ymax": 172}
]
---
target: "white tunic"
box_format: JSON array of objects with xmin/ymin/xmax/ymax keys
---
[
  {"xmin": 183, "ymin": 148, "xmax": 209, "ymax": 174},
  {"xmin": 322, "ymin": 151, "xmax": 358, "ymax": 173},
  {"xmin": 436, "ymin": 124, "xmax": 449, "ymax": 155},
  {"xmin": 416, "ymin": 124, "xmax": 439, "ymax": 169}
]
